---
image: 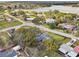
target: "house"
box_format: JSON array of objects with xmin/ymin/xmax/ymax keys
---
[
  {"xmin": 58, "ymin": 44, "xmax": 73, "ymax": 54},
  {"xmin": 74, "ymin": 46, "xmax": 79, "ymax": 54},
  {"xmin": 58, "ymin": 23, "xmax": 77, "ymax": 31},
  {"xmin": 59, "ymin": 41, "xmax": 79, "ymax": 57},
  {"xmin": 26, "ymin": 18, "xmax": 35, "ymax": 21},
  {"xmin": 66, "ymin": 50, "xmax": 78, "ymax": 57},
  {"xmin": 6, "ymin": 18, "xmax": 12, "ymax": 22},
  {"xmin": 12, "ymin": 45, "xmax": 21, "ymax": 51},
  {"xmin": 36, "ymin": 33, "xmax": 50, "ymax": 42},
  {"xmin": 58, "ymin": 43, "xmax": 78, "ymax": 57},
  {"xmin": 0, "ymin": 50, "xmax": 17, "ymax": 57},
  {"xmin": 66, "ymin": 46, "xmax": 79, "ymax": 57},
  {"xmin": 45, "ymin": 18, "xmax": 56, "ymax": 23}
]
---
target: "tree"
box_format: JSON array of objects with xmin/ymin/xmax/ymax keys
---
[
  {"xmin": 13, "ymin": 27, "xmax": 42, "ymax": 49},
  {"xmin": 48, "ymin": 23, "xmax": 56, "ymax": 29},
  {"xmin": 32, "ymin": 16, "xmax": 45, "ymax": 25},
  {"xmin": 38, "ymin": 37, "xmax": 59, "ymax": 56}
]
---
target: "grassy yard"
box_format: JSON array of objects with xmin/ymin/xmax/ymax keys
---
[
  {"xmin": 47, "ymin": 32, "xmax": 70, "ymax": 44},
  {"xmin": 0, "ymin": 21, "xmax": 22, "ymax": 29},
  {"xmin": 37, "ymin": 32, "xmax": 70, "ymax": 57},
  {"xmin": 43, "ymin": 24, "xmax": 50, "ymax": 28}
]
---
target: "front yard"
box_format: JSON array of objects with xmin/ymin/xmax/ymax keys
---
[{"xmin": 0, "ymin": 21, "xmax": 22, "ymax": 29}]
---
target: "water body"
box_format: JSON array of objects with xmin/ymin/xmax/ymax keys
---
[{"xmin": 32, "ymin": 5, "xmax": 79, "ymax": 15}]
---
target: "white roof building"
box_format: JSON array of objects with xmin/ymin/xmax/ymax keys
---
[
  {"xmin": 46, "ymin": 18, "xmax": 56, "ymax": 23},
  {"xmin": 6, "ymin": 18, "xmax": 12, "ymax": 22},
  {"xmin": 12, "ymin": 45, "xmax": 21, "ymax": 51},
  {"xmin": 26, "ymin": 18, "xmax": 35, "ymax": 21},
  {"xmin": 59, "ymin": 43, "xmax": 79, "ymax": 57},
  {"xmin": 66, "ymin": 51, "xmax": 78, "ymax": 57},
  {"xmin": 58, "ymin": 44, "xmax": 73, "ymax": 54}
]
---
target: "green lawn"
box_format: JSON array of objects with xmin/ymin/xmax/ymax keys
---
[
  {"xmin": 0, "ymin": 21, "xmax": 22, "ymax": 29},
  {"xmin": 47, "ymin": 32, "xmax": 70, "ymax": 44}
]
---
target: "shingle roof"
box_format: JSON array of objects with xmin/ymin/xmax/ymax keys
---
[{"xmin": 36, "ymin": 33, "xmax": 49, "ymax": 41}]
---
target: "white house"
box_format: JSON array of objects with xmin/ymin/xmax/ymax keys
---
[
  {"xmin": 45, "ymin": 18, "xmax": 56, "ymax": 23},
  {"xmin": 58, "ymin": 44, "xmax": 73, "ymax": 54},
  {"xmin": 59, "ymin": 43, "xmax": 79, "ymax": 57},
  {"xmin": 65, "ymin": 45, "xmax": 79, "ymax": 57},
  {"xmin": 12, "ymin": 45, "xmax": 21, "ymax": 51},
  {"xmin": 26, "ymin": 18, "xmax": 35, "ymax": 21},
  {"xmin": 6, "ymin": 18, "xmax": 12, "ymax": 22},
  {"xmin": 66, "ymin": 50, "xmax": 78, "ymax": 57}
]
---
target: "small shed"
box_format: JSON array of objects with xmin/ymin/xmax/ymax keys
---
[{"xmin": 26, "ymin": 18, "xmax": 35, "ymax": 21}]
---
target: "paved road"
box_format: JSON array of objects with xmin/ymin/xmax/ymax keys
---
[
  {"xmin": 0, "ymin": 23, "xmax": 26, "ymax": 32},
  {"xmin": 0, "ymin": 21, "xmax": 78, "ymax": 40}
]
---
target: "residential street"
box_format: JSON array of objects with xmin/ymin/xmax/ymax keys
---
[{"xmin": 1, "ymin": 5, "xmax": 79, "ymax": 41}]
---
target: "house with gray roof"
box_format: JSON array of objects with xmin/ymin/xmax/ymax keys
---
[{"xmin": 36, "ymin": 33, "xmax": 50, "ymax": 42}]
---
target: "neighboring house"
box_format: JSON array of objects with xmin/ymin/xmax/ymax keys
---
[
  {"xmin": 59, "ymin": 42, "xmax": 79, "ymax": 57},
  {"xmin": 6, "ymin": 18, "xmax": 12, "ymax": 22},
  {"xmin": 66, "ymin": 46, "xmax": 79, "ymax": 57},
  {"xmin": 66, "ymin": 50, "xmax": 78, "ymax": 57},
  {"xmin": 36, "ymin": 33, "xmax": 50, "ymax": 42},
  {"xmin": 58, "ymin": 23, "xmax": 77, "ymax": 31},
  {"xmin": 45, "ymin": 18, "xmax": 56, "ymax": 24},
  {"xmin": 12, "ymin": 45, "xmax": 21, "ymax": 51},
  {"xmin": 0, "ymin": 50, "xmax": 17, "ymax": 57},
  {"xmin": 58, "ymin": 44, "xmax": 73, "ymax": 54},
  {"xmin": 26, "ymin": 18, "xmax": 35, "ymax": 21}
]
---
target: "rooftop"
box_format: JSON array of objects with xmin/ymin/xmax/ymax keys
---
[
  {"xmin": 74, "ymin": 46, "xmax": 79, "ymax": 53},
  {"xmin": 0, "ymin": 50, "xmax": 17, "ymax": 57}
]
